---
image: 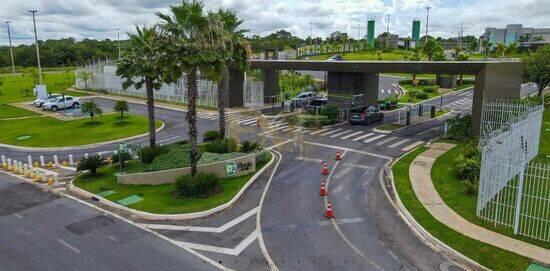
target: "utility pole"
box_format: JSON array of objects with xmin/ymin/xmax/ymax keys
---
[
  {"xmin": 309, "ymin": 22, "xmax": 313, "ymax": 55},
  {"xmin": 117, "ymin": 28, "xmax": 121, "ymax": 60},
  {"xmin": 425, "ymin": 6, "xmax": 431, "ymax": 44},
  {"xmin": 5, "ymin": 21, "xmax": 15, "ymax": 76},
  {"xmin": 28, "ymin": 10, "xmax": 42, "ymax": 84},
  {"xmin": 386, "ymin": 15, "xmax": 391, "ymax": 49},
  {"xmin": 459, "ymin": 21, "xmax": 464, "ymax": 48}
]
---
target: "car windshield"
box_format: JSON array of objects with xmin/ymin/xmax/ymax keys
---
[
  {"xmin": 48, "ymin": 97, "xmax": 60, "ymax": 102},
  {"xmin": 351, "ymin": 107, "xmax": 366, "ymax": 113},
  {"xmin": 296, "ymin": 93, "xmax": 309, "ymax": 98}
]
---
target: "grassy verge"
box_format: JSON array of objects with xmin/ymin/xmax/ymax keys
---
[
  {"xmin": 398, "ymin": 83, "xmax": 474, "ymax": 104},
  {"xmin": 0, "ymin": 72, "xmax": 81, "ymax": 105},
  {"xmin": 0, "ymin": 114, "xmax": 161, "ymax": 147},
  {"xmin": 0, "ymin": 104, "xmax": 39, "ymax": 119},
  {"xmin": 392, "ymin": 147, "xmax": 531, "ymax": 270},
  {"xmin": 74, "ymin": 152, "xmax": 272, "ymax": 214},
  {"xmin": 540, "ymin": 104, "xmax": 549, "ymax": 161}
]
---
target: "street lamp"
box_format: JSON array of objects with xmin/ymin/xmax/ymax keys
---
[
  {"xmin": 117, "ymin": 28, "xmax": 121, "ymax": 60},
  {"xmin": 425, "ymin": 6, "xmax": 431, "ymax": 44},
  {"xmin": 4, "ymin": 21, "xmax": 16, "ymax": 76},
  {"xmin": 28, "ymin": 10, "xmax": 43, "ymax": 84}
]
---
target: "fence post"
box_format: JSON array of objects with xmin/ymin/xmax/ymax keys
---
[{"xmin": 513, "ymin": 157, "xmax": 526, "ymax": 235}]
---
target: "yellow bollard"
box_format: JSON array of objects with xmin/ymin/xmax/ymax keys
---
[
  {"xmin": 47, "ymin": 162, "xmax": 53, "ymax": 168},
  {"xmin": 48, "ymin": 178, "xmax": 54, "ymax": 185},
  {"xmin": 62, "ymin": 161, "xmax": 68, "ymax": 166},
  {"xmin": 1, "ymin": 162, "xmax": 6, "ymax": 169},
  {"xmin": 34, "ymin": 162, "xmax": 40, "ymax": 168}
]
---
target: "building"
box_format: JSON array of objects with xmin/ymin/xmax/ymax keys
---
[{"xmin": 482, "ymin": 24, "xmax": 550, "ymax": 50}]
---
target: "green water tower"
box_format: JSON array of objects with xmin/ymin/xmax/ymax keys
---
[
  {"xmin": 367, "ymin": 19, "xmax": 375, "ymax": 48},
  {"xmin": 412, "ymin": 19, "xmax": 421, "ymax": 42}
]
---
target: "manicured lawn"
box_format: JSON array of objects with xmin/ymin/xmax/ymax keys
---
[
  {"xmin": 398, "ymin": 83, "xmax": 474, "ymax": 104},
  {"xmin": 540, "ymin": 105, "xmax": 549, "ymax": 161},
  {"xmin": 0, "ymin": 114, "xmax": 161, "ymax": 147},
  {"xmin": 0, "ymin": 104, "xmax": 39, "ymax": 119},
  {"xmin": 309, "ymin": 50, "xmax": 407, "ymax": 61},
  {"xmin": 74, "ymin": 152, "xmax": 272, "ymax": 214},
  {"xmin": 431, "ymin": 141, "xmax": 549, "ymax": 249},
  {"xmin": 392, "ymin": 147, "xmax": 531, "ymax": 270}
]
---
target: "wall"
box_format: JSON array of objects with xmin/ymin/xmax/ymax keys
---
[{"xmin": 117, "ymin": 153, "xmax": 256, "ymax": 185}]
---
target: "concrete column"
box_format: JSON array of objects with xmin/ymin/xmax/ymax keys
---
[
  {"xmin": 261, "ymin": 69, "xmax": 279, "ymax": 103},
  {"xmin": 471, "ymin": 62, "xmax": 522, "ymax": 135},
  {"xmin": 227, "ymin": 68, "xmax": 244, "ymax": 108},
  {"xmin": 362, "ymin": 73, "xmax": 379, "ymax": 107}
]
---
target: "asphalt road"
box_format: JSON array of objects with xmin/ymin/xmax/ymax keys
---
[{"xmin": 0, "ymin": 172, "xmax": 218, "ymax": 271}]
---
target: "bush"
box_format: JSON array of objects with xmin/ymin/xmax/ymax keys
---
[
  {"xmin": 454, "ymin": 155, "xmax": 480, "ymax": 181},
  {"xmin": 398, "ymin": 79, "xmax": 412, "ymax": 85},
  {"xmin": 319, "ymin": 105, "xmax": 340, "ymax": 124},
  {"xmin": 256, "ymin": 151, "xmax": 271, "ymax": 166},
  {"xmin": 422, "ymin": 86, "xmax": 438, "ymax": 93},
  {"xmin": 198, "ymin": 152, "xmax": 246, "ymax": 164},
  {"xmin": 147, "ymin": 144, "xmax": 191, "ymax": 172},
  {"xmin": 111, "ymin": 152, "xmax": 132, "ymax": 164},
  {"xmin": 77, "ymin": 155, "xmax": 108, "ymax": 177},
  {"xmin": 241, "ymin": 141, "xmax": 260, "ymax": 153},
  {"xmin": 203, "ymin": 130, "xmax": 223, "ymax": 142},
  {"xmin": 445, "ymin": 115, "xmax": 471, "ymax": 140},
  {"xmin": 463, "ymin": 179, "xmax": 478, "ymax": 196},
  {"xmin": 139, "ymin": 145, "xmax": 170, "ymax": 164},
  {"xmin": 408, "ymin": 90, "xmax": 418, "ymax": 98},
  {"xmin": 415, "ymin": 92, "xmax": 429, "ymax": 99},
  {"xmin": 175, "ymin": 172, "xmax": 221, "ymax": 198},
  {"xmin": 203, "ymin": 138, "xmax": 238, "ymax": 154}
]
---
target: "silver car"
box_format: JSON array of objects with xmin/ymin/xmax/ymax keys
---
[
  {"xmin": 43, "ymin": 96, "xmax": 80, "ymax": 111},
  {"xmin": 33, "ymin": 94, "xmax": 62, "ymax": 107}
]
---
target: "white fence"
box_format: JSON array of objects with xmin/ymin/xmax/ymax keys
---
[{"xmin": 477, "ymin": 98, "xmax": 548, "ymax": 242}]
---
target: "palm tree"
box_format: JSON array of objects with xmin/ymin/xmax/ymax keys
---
[
  {"xmin": 157, "ymin": 0, "xmax": 229, "ymax": 177},
  {"xmin": 113, "ymin": 100, "xmax": 129, "ymax": 122},
  {"xmin": 455, "ymin": 53, "xmax": 470, "ymax": 85},
  {"xmin": 77, "ymin": 70, "xmax": 92, "ymax": 92},
  {"xmin": 81, "ymin": 100, "xmax": 103, "ymax": 124},
  {"xmin": 214, "ymin": 9, "xmax": 250, "ymax": 139},
  {"xmin": 495, "ymin": 42, "xmax": 506, "ymax": 60},
  {"xmin": 116, "ymin": 25, "xmax": 164, "ymax": 147}
]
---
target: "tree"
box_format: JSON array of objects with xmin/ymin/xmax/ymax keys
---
[
  {"xmin": 410, "ymin": 47, "xmax": 422, "ymax": 83},
  {"xmin": 113, "ymin": 100, "xmax": 129, "ymax": 122},
  {"xmin": 480, "ymin": 39, "xmax": 492, "ymax": 58},
  {"xmin": 422, "ymin": 38, "xmax": 443, "ymax": 61},
  {"xmin": 157, "ymin": 0, "xmax": 229, "ymax": 177},
  {"xmin": 77, "ymin": 155, "xmax": 108, "ymax": 177},
  {"xmin": 214, "ymin": 9, "xmax": 250, "ymax": 139},
  {"xmin": 116, "ymin": 25, "xmax": 164, "ymax": 147},
  {"xmin": 523, "ymin": 45, "xmax": 550, "ymax": 96},
  {"xmin": 81, "ymin": 100, "xmax": 103, "ymax": 123},
  {"xmin": 505, "ymin": 42, "xmax": 518, "ymax": 57},
  {"xmin": 77, "ymin": 70, "xmax": 92, "ymax": 92},
  {"xmin": 455, "ymin": 53, "xmax": 470, "ymax": 85},
  {"xmin": 495, "ymin": 42, "xmax": 506, "ymax": 60}
]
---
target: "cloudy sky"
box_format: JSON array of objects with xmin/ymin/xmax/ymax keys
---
[{"xmin": 1, "ymin": 0, "xmax": 549, "ymax": 45}]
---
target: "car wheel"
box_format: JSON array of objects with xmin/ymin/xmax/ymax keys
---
[
  {"xmin": 39, "ymin": 102, "xmax": 44, "ymax": 107},
  {"xmin": 51, "ymin": 106, "xmax": 58, "ymax": 112},
  {"xmin": 73, "ymin": 102, "xmax": 80, "ymax": 108}
]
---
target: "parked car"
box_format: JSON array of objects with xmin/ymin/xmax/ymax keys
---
[
  {"xmin": 309, "ymin": 98, "xmax": 328, "ymax": 107},
  {"xmin": 43, "ymin": 96, "xmax": 80, "ymax": 111},
  {"xmin": 349, "ymin": 106, "xmax": 384, "ymax": 125},
  {"xmin": 33, "ymin": 94, "xmax": 62, "ymax": 107},
  {"xmin": 327, "ymin": 55, "xmax": 344, "ymax": 61},
  {"xmin": 291, "ymin": 91, "xmax": 317, "ymax": 107}
]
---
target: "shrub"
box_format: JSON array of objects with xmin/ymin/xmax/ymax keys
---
[
  {"xmin": 175, "ymin": 172, "xmax": 221, "ymax": 198},
  {"xmin": 77, "ymin": 155, "xmax": 108, "ymax": 177},
  {"xmin": 398, "ymin": 79, "xmax": 412, "ymax": 85},
  {"xmin": 454, "ymin": 153, "xmax": 480, "ymax": 182},
  {"xmin": 111, "ymin": 152, "xmax": 132, "ymax": 164},
  {"xmin": 241, "ymin": 141, "xmax": 260, "ymax": 153},
  {"xmin": 203, "ymin": 130, "xmax": 223, "ymax": 142},
  {"xmin": 139, "ymin": 145, "xmax": 170, "ymax": 164},
  {"xmin": 203, "ymin": 138, "xmax": 238, "ymax": 154},
  {"xmin": 463, "ymin": 179, "xmax": 478, "ymax": 196},
  {"xmin": 319, "ymin": 105, "xmax": 340, "ymax": 124},
  {"xmin": 256, "ymin": 151, "xmax": 271, "ymax": 166},
  {"xmin": 415, "ymin": 92, "xmax": 429, "ymax": 99},
  {"xmin": 225, "ymin": 138, "xmax": 238, "ymax": 153},
  {"xmin": 146, "ymin": 144, "xmax": 191, "ymax": 172},
  {"xmin": 198, "ymin": 152, "xmax": 246, "ymax": 164},
  {"xmin": 445, "ymin": 115, "xmax": 471, "ymax": 140},
  {"xmin": 422, "ymin": 86, "xmax": 438, "ymax": 93}
]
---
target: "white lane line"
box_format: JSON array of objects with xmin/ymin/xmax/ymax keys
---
[
  {"xmin": 292, "ymin": 127, "xmax": 305, "ymax": 132},
  {"xmin": 266, "ymin": 122, "xmax": 288, "ymax": 129},
  {"xmin": 282, "ymin": 127, "xmax": 294, "ymax": 132},
  {"xmin": 268, "ymin": 125, "xmax": 290, "ymax": 132},
  {"xmin": 375, "ymin": 136, "xmax": 397, "ymax": 145},
  {"xmin": 140, "ymin": 207, "xmax": 258, "ymax": 233},
  {"xmin": 237, "ymin": 118, "xmax": 256, "ymax": 124},
  {"xmin": 175, "ymin": 230, "xmax": 259, "ymax": 256},
  {"xmin": 241, "ymin": 119, "xmax": 258, "ymax": 125},
  {"xmin": 330, "ymin": 130, "xmax": 354, "ymax": 138},
  {"xmin": 340, "ymin": 131, "xmax": 363, "ymax": 140},
  {"xmin": 309, "ymin": 128, "xmax": 329, "ymax": 135},
  {"xmin": 401, "ymin": 141, "xmax": 425, "ymax": 151},
  {"xmin": 352, "ymin": 133, "xmax": 374, "ymax": 141},
  {"xmin": 320, "ymin": 128, "xmax": 343, "ymax": 136},
  {"xmin": 200, "ymin": 115, "xmax": 218, "ymax": 120},
  {"xmin": 363, "ymin": 134, "xmax": 386, "ymax": 143},
  {"xmin": 57, "ymin": 239, "xmax": 81, "ymax": 254},
  {"xmin": 418, "ymin": 127, "xmax": 439, "ymax": 136},
  {"xmin": 388, "ymin": 138, "xmax": 410, "ymax": 148}
]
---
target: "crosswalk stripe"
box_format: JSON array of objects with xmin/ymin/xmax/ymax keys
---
[
  {"xmin": 309, "ymin": 128, "xmax": 329, "ymax": 135},
  {"xmin": 268, "ymin": 125, "xmax": 290, "ymax": 132},
  {"xmin": 330, "ymin": 130, "xmax": 354, "ymax": 138},
  {"xmin": 352, "ymin": 133, "xmax": 374, "ymax": 141},
  {"xmin": 363, "ymin": 134, "xmax": 386, "ymax": 143},
  {"xmin": 340, "ymin": 131, "xmax": 364, "ymax": 139},
  {"xmin": 292, "ymin": 127, "xmax": 304, "ymax": 132},
  {"xmin": 237, "ymin": 118, "xmax": 255, "ymax": 124},
  {"xmin": 376, "ymin": 136, "xmax": 398, "ymax": 145},
  {"xmin": 401, "ymin": 141, "xmax": 425, "ymax": 151},
  {"xmin": 282, "ymin": 127, "xmax": 294, "ymax": 132},
  {"xmin": 200, "ymin": 115, "xmax": 217, "ymax": 120},
  {"xmin": 388, "ymin": 139, "xmax": 410, "ymax": 148},
  {"xmin": 321, "ymin": 128, "xmax": 343, "ymax": 136},
  {"xmin": 267, "ymin": 122, "xmax": 288, "ymax": 129},
  {"xmin": 241, "ymin": 119, "xmax": 258, "ymax": 125}
]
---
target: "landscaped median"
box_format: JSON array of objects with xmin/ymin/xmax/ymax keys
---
[
  {"xmin": 391, "ymin": 142, "xmax": 548, "ymax": 270},
  {"xmin": 70, "ymin": 137, "xmax": 274, "ymax": 219}
]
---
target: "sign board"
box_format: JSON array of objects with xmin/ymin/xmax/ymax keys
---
[
  {"xmin": 226, "ymin": 161, "xmax": 236, "ymax": 177},
  {"xmin": 34, "ymin": 85, "xmax": 48, "ymax": 99}
]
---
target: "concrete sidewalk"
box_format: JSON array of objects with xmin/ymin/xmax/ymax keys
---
[{"xmin": 409, "ymin": 143, "xmax": 550, "ymax": 264}]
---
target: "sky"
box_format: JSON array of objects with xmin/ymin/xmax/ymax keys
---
[{"xmin": 1, "ymin": 0, "xmax": 549, "ymax": 45}]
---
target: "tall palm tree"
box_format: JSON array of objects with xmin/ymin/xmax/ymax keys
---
[
  {"xmin": 157, "ymin": 0, "xmax": 229, "ymax": 177},
  {"xmin": 495, "ymin": 42, "xmax": 506, "ymax": 60},
  {"xmin": 214, "ymin": 9, "xmax": 250, "ymax": 139},
  {"xmin": 116, "ymin": 25, "xmax": 163, "ymax": 147}
]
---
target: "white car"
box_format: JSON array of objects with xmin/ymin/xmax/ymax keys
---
[
  {"xmin": 291, "ymin": 91, "xmax": 318, "ymax": 107},
  {"xmin": 43, "ymin": 96, "xmax": 80, "ymax": 111},
  {"xmin": 33, "ymin": 94, "xmax": 62, "ymax": 107}
]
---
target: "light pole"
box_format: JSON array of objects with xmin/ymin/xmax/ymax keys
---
[
  {"xmin": 5, "ymin": 21, "xmax": 16, "ymax": 76},
  {"xmin": 386, "ymin": 15, "xmax": 391, "ymax": 49},
  {"xmin": 28, "ymin": 10, "xmax": 43, "ymax": 84},
  {"xmin": 117, "ymin": 28, "xmax": 121, "ymax": 60},
  {"xmin": 425, "ymin": 6, "xmax": 431, "ymax": 44}
]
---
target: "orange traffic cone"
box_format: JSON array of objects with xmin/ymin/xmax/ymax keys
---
[
  {"xmin": 321, "ymin": 162, "xmax": 329, "ymax": 175},
  {"xmin": 319, "ymin": 181, "xmax": 327, "ymax": 196},
  {"xmin": 325, "ymin": 202, "xmax": 335, "ymax": 218},
  {"xmin": 335, "ymin": 149, "xmax": 342, "ymax": 161}
]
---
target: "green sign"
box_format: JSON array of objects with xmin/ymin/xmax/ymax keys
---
[{"xmin": 226, "ymin": 161, "xmax": 236, "ymax": 177}]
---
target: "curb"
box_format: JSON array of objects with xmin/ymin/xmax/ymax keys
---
[
  {"xmin": 380, "ymin": 149, "xmax": 489, "ymax": 271},
  {"xmin": 0, "ymin": 121, "xmax": 166, "ymax": 152},
  {"xmin": 373, "ymin": 111, "xmax": 453, "ymax": 134},
  {"xmin": 67, "ymin": 150, "xmax": 276, "ymax": 221}
]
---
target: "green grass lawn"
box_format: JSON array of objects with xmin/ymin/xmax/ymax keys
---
[
  {"xmin": 0, "ymin": 114, "xmax": 161, "ymax": 147},
  {"xmin": 540, "ymin": 105, "xmax": 549, "ymax": 161},
  {"xmin": 0, "ymin": 104, "xmax": 39, "ymax": 119},
  {"xmin": 398, "ymin": 83, "xmax": 474, "ymax": 104},
  {"xmin": 392, "ymin": 147, "xmax": 531, "ymax": 270},
  {"xmin": 74, "ymin": 152, "xmax": 272, "ymax": 214},
  {"xmin": 309, "ymin": 50, "xmax": 407, "ymax": 61}
]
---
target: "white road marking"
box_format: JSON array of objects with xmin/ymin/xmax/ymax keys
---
[
  {"xmin": 330, "ymin": 130, "xmax": 354, "ymax": 138},
  {"xmin": 140, "ymin": 207, "xmax": 259, "ymax": 233},
  {"xmin": 401, "ymin": 141, "xmax": 425, "ymax": 151},
  {"xmin": 309, "ymin": 128, "xmax": 329, "ymax": 135},
  {"xmin": 295, "ymin": 156, "xmax": 323, "ymax": 163},
  {"xmin": 388, "ymin": 139, "xmax": 410, "ymax": 148},
  {"xmin": 375, "ymin": 136, "xmax": 397, "ymax": 146},
  {"xmin": 282, "ymin": 127, "xmax": 294, "ymax": 132},
  {"xmin": 267, "ymin": 125, "xmax": 290, "ymax": 133},
  {"xmin": 292, "ymin": 127, "xmax": 305, "ymax": 132},
  {"xmin": 175, "ymin": 230, "xmax": 259, "ymax": 256},
  {"xmin": 352, "ymin": 133, "xmax": 374, "ymax": 141},
  {"xmin": 321, "ymin": 128, "xmax": 343, "ymax": 136},
  {"xmin": 363, "ymin": 134, "xmax": 386, "ymax": 143},
  {"xmin": 57, "ymin": 239, "xmax": 81, "ymax": 254},
  {"xmin": 237, "ymin": 118, "xmax": 255, "ymax": 124},
  {"xmin": 418, "ymin": 127, "xmax": 439, "ymax": 136},
  {"xmin": 241, "ymin": 119, "xmax": 258, "ymax": 125},
  {"xmin": 340, "ymin": 131, "xmax": 363, "ymax": 139}
]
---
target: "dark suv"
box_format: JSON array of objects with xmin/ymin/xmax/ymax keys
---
[{"xmin": 349, "ymin": 106, "xmax": 384, "ymax": 125}]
